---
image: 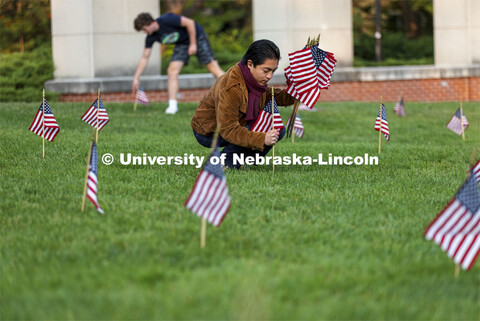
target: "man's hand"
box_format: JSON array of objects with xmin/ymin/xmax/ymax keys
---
[
  {"xmin": 188, "ymin": 44, "xmax": 197, "ymax": 56},
  {"xmin": 264, "ymin": 129, "xmax": 280, "ymax": 146},
  {"xmin": 132, "ymin": 78, "xmax": 139, "ymax": 94}
]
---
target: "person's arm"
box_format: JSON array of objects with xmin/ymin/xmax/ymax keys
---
[
  {"xmin": 216, "ymin": 86, "xmax": 278, "ymax": 150},
  {"xmin": 271, "ymin": 87, "xmax": 295, "ymax": 107},
  {"xmin": 180, "ymin": 16, "xmax": 197, "ymax": 55},
  {"xmin": 132, "ymin": 48, "xmax": 152, "ymax": 93}
]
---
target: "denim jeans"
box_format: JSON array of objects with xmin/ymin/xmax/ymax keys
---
[{"xmin": 193, "ymin": 126, "xmax": 286, "ymax": 169}]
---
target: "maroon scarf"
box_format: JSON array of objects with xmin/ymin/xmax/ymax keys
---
[{"xmin": 238, "ymin": 62, "xmax": 267, "ymax": 127}]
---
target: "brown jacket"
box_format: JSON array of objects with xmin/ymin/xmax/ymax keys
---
[{"xmin": 191, "ymin": 64, "xmax": 295, "ymax": 151}]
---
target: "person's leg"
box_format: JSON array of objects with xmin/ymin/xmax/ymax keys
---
[
  {"xmin": 166, "ymin": 60, "xmax": 184, "ymax": 114},
  {"xmin": 221, "ymin": 127, "xmax": 286, "ymax": 169},
  {"xmin": 205, "ymin": 60, "xmax": 224, "ymax": 78},
  {"xmin": 196, "ymin": 33, "xmax": 224, "ymax": 79},
  {"xmin": 193, "ymin": 130, "xmax": 229, "ymax": 148}
]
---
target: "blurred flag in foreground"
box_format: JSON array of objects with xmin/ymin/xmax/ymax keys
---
[
  {"xmin": 424, "ymin": 167, "xmax": 480, "ymax": 270},
  {"xmin": 185, "ymin": 148, "xmax": 230, "ymax": 227},
  {"xmin": 474, "ymin": 159, "xmax": 480, "ymax": 184},
  {"xmin": 446, "ymin": 107, "xmax": 468, "ymax": 135},
  {"xmin": 29, "ymin": 99, "xmax": 60, "ymax": 142},
  {"xmin": 81, "ymin": 97, "xmax": 109, "ymax": 131},
  {"xmin": 86, "ymin": 141, "xmax": 104, "ymax": 214},
  {"xmin": 374, "ymin": 104, "xmax": 390, "ymax": 141},
  {"xmin": 251, "ymin": 98, "xmax": 284, "ymax": 133},
  {"xmin": 393, "ymin": 96, "xmax": 406, "ymax": 117},
  {"xmin": 136, "ymin": 88, "xmax": 150, "ymax": 106}
]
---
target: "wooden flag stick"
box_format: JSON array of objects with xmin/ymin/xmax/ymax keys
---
[
  {"xmin": 96, "ymin": 88, "xmax": 100, "ymax": 143},
  {"xmin": 286, "ymin": 100, "xmax": 300, "ymax": 138},
  {"xmin": 42, "ymin": 89, "xmax": 45, "ymax": 159},
  {"xmin": 460, "ymin": 101, "xmax": 465, "ymax": 141},
  {"xmin": 271, "ymin": 87, "xmax": 275, "ymax": 174},
  {"xmin": 133, "ymin": 86, "xmax": 139, "ymax": 111},
  {"xmin": 200, "ymin": 125, "xmax": 221, "ymax": 249},
  {"xmin": 81, "ymin": 133, "xmax": 95, "ymax": 212},
  {"xmin": 454, "ymin": 264, "xmax": 460, "ymax": 278},
  {"xmin": 378, "ymin": 97, "xmax": 382, "ymax": 155}
]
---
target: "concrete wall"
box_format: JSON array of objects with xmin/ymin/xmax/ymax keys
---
[
  {"xmin": 51, "ymin": 0, "xmax": 160, "ymax": 78},
  {"xmin": 253, "ymin": 0, "xmax": 353, "ymax": 70},
  {"xmin": 434, "ymin": 0, "xmax": 480, "ymax": 65}
]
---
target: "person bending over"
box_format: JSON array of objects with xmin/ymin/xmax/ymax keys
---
[
  {"xmin": 191, "ymin": 39, "xmax": 294, "ymax": 169},
  {"xmin": 132, "ymin": 12, "xmax": 224, "ymax": 114}
]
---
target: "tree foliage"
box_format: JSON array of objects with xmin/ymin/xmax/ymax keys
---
[
  {"xmin": 0, "ymin": 0, "xmax": 51, "ymax": 53},
  {"xmin": 353, "ymin": 0, "xmax": 433, "ymax": 64}
]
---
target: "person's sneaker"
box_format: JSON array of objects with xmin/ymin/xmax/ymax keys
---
[{"xmin": 165, "ymin": 105, "xmax": 178, "ymax": 114}]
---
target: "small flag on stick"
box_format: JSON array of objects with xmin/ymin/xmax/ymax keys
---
[
  {"xmin": 375, "ymin": 103, "xmax": 390, "ymax": 141},
  {"xmin": 81, "ymin": 96, "xmax": 109, "ymax": 132},
  {"xmin": 424, "ymin": 164, "xmax": 480, "ymax": 271},
  {"xmin": 446, "ymin": 106, "xmax": 469, "ymax": 136},
  {"xmin": 251, "ymin": 97, "xmax": 284, "ymax": 133},
  {"xmin": 136, "ymin": 88, "xmax": 150, "ymax": 106},
  {"xmin": 82, "ymin": 139, "xmax": 104, "ymax": 214},
  {"xmin": 29, "ymin": 97, "xmax": 60, "ymax": 143},
  {"xmin": 287, "ymin": 114, "xmax": 304, "ymax": 139},
  {"xmin": 185, "ymin": 148, "xmax": 231, "ymax": 228},
  {"xmin": 393, "ymin": 96, "xmax": 406, "ymax": 116}
]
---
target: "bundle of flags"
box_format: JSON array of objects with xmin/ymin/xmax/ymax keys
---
[
  {"xmin": 286, "ymin": 114, "xmax": 304, "ymax": 138},
  {"xmin": 81, "ymin": 97, "xmax": 110, "ymax": 131},
  {"xmin": 446, "ymin": 107, "xmax": 469, "ymax": 135},
  {"xmin": 86, "ymin": 141, "xmax": 104, "ymax": 214},
  {"xmin": 424, "ymin": 160, "xmax": 480, "ymax": 270},
  {"xmin": 374, "ymin": 104, "xmax": 390, "ymax": 141},
  {"xmin": 393, "ymin": 96, "xmax": 406, "ymax": 116},
  {"xmin": 251, "ymin": 98, "xmax": 285, "ymax": 133},
  {"xmin": 185, "ymin": 148, "xmax": 230, "ymax": 227},
  {"xmin": 284, "ymin": 43, "xmax": 337, "ymax": 109},
  {"xmin": 29, "ymin": 98, "xmax": 60, "ymax": 142},
  {"xmin": 136, "ymin": 88, "xmax": 150, "ymax": 106}
]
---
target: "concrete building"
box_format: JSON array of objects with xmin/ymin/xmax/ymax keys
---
[{"xmin": 46, "ymin": 0, "xmax": 480, "ymax": 102}]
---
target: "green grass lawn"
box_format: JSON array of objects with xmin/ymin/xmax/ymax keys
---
[{"xmin": 1, "ymin": 100, "xmax": 479, "ymax": 320}]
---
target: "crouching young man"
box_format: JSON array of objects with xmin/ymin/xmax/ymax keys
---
[{"xmin": 191, "ymin": 39, "xmax": 295, "ymax": 169}]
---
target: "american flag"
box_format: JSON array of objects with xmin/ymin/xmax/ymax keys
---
[
  {"xmin": 288, "ymin": 47, "xmax": 318, "ymax": 94},
  {"xmin": 81, "ymin": 97, "xmax": 109, "ymax": 131},
  {"xmin": 29, "ymin": 99, "xmax": 60, "ymax": 142},
  {"xmin": 87, "ymin": 141, "xmax": 104, "ymax": 214},
  {"xmin": 311, "ymin": 45, "xmax": 337, "ymax": 89},
  {"xmin": 446, "ymin": 107, "xmax": 469, "ymax": 135},
  {"xmin": 424, "ymin": 169, "xmax": 480, "ymax": 270},
  {"xmin": 474, "ymin": 159, "xmax": 480, "ymax": 184},
  {"xmin": 375, "ymin": 104, "xmax": 390, "ymax": 141},
  {"xmin": 287, "ymin": 114, "xmax": 304, "ymax": 138},
  {"xmin": 284, "ymin": 44, "xmax": 337, "ymax": 109},
  {"xmin": 393, "ymin": 96, "xmax": 406, "ymax": 116},
  {"xmin": 136, "ymin": 88, "xmax": 150, "ymax": 106},
  {"xmin": 250, "ymin": 97, "xmax": 284, "ymax": 133},
  {"xmin": 185, "ymin": 148, "xmax": 230, "ymax": 227}
]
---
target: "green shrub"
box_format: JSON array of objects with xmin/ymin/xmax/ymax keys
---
[
  {"xmin": 354, "ymin": 32, "xmax": 434, "ymax": 66},
  {"xmin": 0, "ymin": 44, "xmax": 59, "ymax": 102}
]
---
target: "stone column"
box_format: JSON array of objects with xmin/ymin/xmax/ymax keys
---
[
  {"xmin": 434, "ymin": 0, "xmax": 480, "ymax": 65},
  {"xmin": 50, "ymin": 0, "xmax": 160, "ymax": 78},
  {"xmin": 252, "ymin": 0, "xmax": 353, "ymax": 71}
]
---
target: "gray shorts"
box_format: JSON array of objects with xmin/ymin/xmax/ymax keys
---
[{"xmin": 170, "ymin": 33, "xmax": 216, "ymax": 65}]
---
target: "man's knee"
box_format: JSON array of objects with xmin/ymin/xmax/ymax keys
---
[{"xmin": 167, "ymin": 63, "xmax": 182, "ymax": 77}]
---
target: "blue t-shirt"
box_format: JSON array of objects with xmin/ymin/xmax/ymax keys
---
[{"xmin": 145, "ymin": 13, "xmax": 205, "ymax": 48}]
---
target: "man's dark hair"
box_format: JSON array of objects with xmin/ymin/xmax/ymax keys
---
[
  {"xmin": 134, "ymin": 13, "xmax": 155, "ymax": 31},
  {"xmin": 241, "ymin": 39, "xmax": 280, "ymax": 66}
]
